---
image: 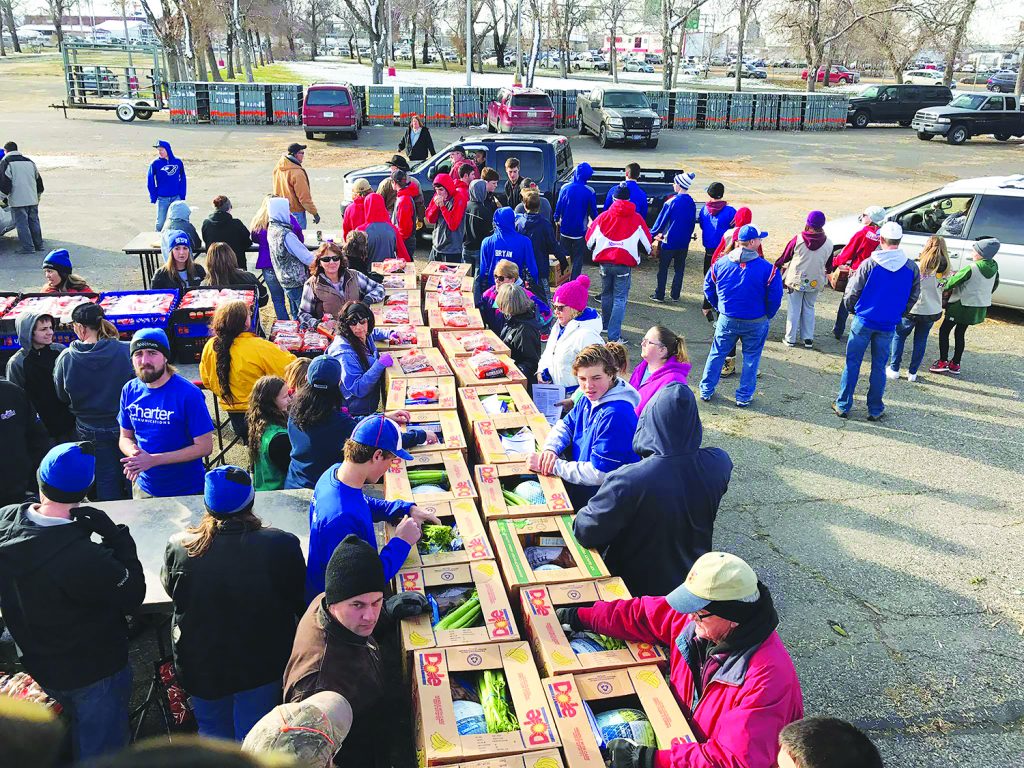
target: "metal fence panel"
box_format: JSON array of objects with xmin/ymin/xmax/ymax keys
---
[
  {"xmin": 729, "ymin": 92, "xmax": 754, "ymax": 130},
  {"xmin": 704, "ymin": 93, "xmax": 729, "ymax": 129},
  {"xmin": 453, "ymin": 88, "xmax": 481, "ymax": 126},
  {"xmin": 671, "ymin": 91, "xmax": 698, "ymax": 129},
  {"xmin": 424, "ymin": 87, "xmax": 451, "ymax": 127},
  {"xmin": 209, "ymin": 83, "xmax": 238, "ymax": 125},
  {"xmin": 398, "ymin": 87, "xmax": 425, "ymax": 123},
  {"xmin": 753, "ymin": 93, "xmax": 779, "ymax": 130},
  {"xmin": 644, "ymin": 90, "xmax": 669, "ymax": 122},
  {"xmin": 804, "ymin": 95, "xmax": 824, "ymax": 131},
  {"xmin": 367, "ymin": 86, "xmax": 395, "ymax": 125},
  {"xmin": 779, "ymin": 94, "xmax": 802, "ymax": 131},
  {"xmin": 270, "ymin": 84, "xmax": 302, "ymax": 125},
  {"xmin": 238, "ymin": 83, "xmax": 266, "ymax": 124},
  {"xmin": 827, "ymin": 95, "xmax": 849, "ymax": 130}
]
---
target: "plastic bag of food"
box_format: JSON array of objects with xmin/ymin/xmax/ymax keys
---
[
  {"xmin": 302, "ymin": 332, "xmax": 329, "ymax": 352},
  {"xmin": 460, "ymin": 332, "xmax": 492, "ymax": 353},
  {"xmin": 406, "ymin": 385, "xmax": 439, "ymax": 405},
  {"xmin": 379, "ymin": 258, "xmax": 407, "ymax": 274},
  {"xmin": 383, "ymin": 275, "xmax": 407, "ymax": 288},
  {"xmin": 468, "ymin": 351, "xmax": 508, "ymax": 380},
  {"xmin": 436, "ymin": 291, "xmax": 464, "ymax": 309},
  {"xmin": 441, "ymin": 310, "xmax": 470, "ymax": 328},
  {"xmin": 274, "ymin": 333, "xmax": 303, "ymax": 352},
  {"xmin": 385, "ymin": 292, "xmax": 409, "ymax": 306},
  {"xmin": 271, "ymin": 320, "xmax": 300, "ymax": 338},
  {"xmin": 389, "ymin": 325, "xmax": 420, "ymax": 345},
  {"xmin": 399, "ymin": 350, "xmax": 433, "ymax": 374},
  {"xmin": 384, "ymin": 307, "xmax": 410, "ymax": 324}
]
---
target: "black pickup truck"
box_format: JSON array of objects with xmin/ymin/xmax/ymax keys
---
[
  {"xmin": 911, "ymin": 92, "xmax": 1024, "ymax": 145},
  {"xmin": 341, "ymin": 134, "xmax": 677, "ymax": 226}
]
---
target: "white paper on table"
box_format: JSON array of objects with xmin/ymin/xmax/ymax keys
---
[{"xmin": 531, "ymin": 384, "xmax": 566, "ymax": 424}]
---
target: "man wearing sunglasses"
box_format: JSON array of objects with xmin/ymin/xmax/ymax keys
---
[{"xmin": 557, "ymin": 552, "xmax": 803, "ymax": 768}]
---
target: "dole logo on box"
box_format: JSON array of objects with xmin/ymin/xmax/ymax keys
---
[
  {"xmin": 523, "ymin": 708, "xmax": 556, "ymax": 745},
  {"xmin": 400, "ymin": 571, "xmax": 422, "ymax": 592},
  {"xmin": 635, "ymin": 642, "xmax": 660, "ymax": 661},
  {"xmin": 466, "ymin": 536, "xmax": 489, "ymax": 559},
  {"xmin": 419, "ymin": 652, "xmax": 446, "ymax": 687},
  {"xmin": 488, "ymin": 608, "xmax": 514, "ymax": 638},
  {"xmin": 524, "ymin": 588, "xmax": 551, "ymax": 616},
  {"xmin": 547, "ymin": 679, "xmax": 579, "ymax": 718}
]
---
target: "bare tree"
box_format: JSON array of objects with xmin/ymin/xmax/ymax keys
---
[
  {"xmin": 552, "ymin": 0, "xmax": 589, "ymax": 78},
  {"xmin": 341, "ymin": 0, "xmax": 387, "ymax": 81},
  {"xmin": 46, "ymin": 0, "xmax": 70, "ymax": 49},
  {"xmin": 732, "ymin": 0, "xmax": 764, "ymax": 91},
  {"xmin": 863, "ymin": 1, "xmax": 947, "ymax": 83},
  {"xmin": 141, "ymin": 0, "xmax": 186, "ymax": 80},
  {"xmin": 524, "ymin": 0, "xmax": 541, "ymax": 85},
  {"xmin": 596, "ymin": 0, "xmax": 628, "ymax": 83},
  {"xmin": 306, "ymin": 0, "xmax": 336, "ymax": 59},
  {"xmin": 486, "ymin": 0, "xmax": 515, "ymax": 71},
  {"xmin": 1, "ymin": 0, "xmax": 21, "ymax": 53},
  {"xmin": 940, "ymin": 0, "xmax": 976, "ymax": 88},
  {"xmin": 661, "ymin": 0, "xmax": 711, "ymax": 89}
]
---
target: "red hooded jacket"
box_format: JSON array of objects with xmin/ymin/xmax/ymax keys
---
[
  {"xmin": 343, "ymin": 196, "xmax": 367, "ymax": 237},
  {"xmin": 832, "ymin": 223, "xmax": 880, "ymax": 271},
  {"xmin": 393, "ymin": 182, "xmax": 418, "ymax": 242},
  {"xmin": 585, "ymin": 198, "xmax": 652, "ymax": 268},
  {"xmin": 578, "ymin": 596, "xmax": 804, "ymax": 768},
  {"xmin": 357, "ymin": 193, "xmax": 409, "ymax": 261},
  {"xmin": 425, "ymin": 174, "xmax": 467, "ymax": 232},
  {"xmin": 711, "ymin": 207, "xmax": 763, "ymax": 265}
]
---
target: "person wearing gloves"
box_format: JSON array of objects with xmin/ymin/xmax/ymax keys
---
[
  {"xmin": 285, "ymin": 534, "xmax": 430, "ymax": 768},
  {"xmin": 54, "ymin": 302, "xmax": 135, "ymax": 501},
  {"xmin": 272, "ymin": 142, "xmax": 319, "ymax": 229},
  {"xmin": 701, "ymin": 224, "xmax": 783, "ymax": 408},
  {"xmin": 527, "ymin": 344, "xmax": 640, "ymax": 508},
  {"xmin": 629, "ymin": 325, "xmax": 692, "ymax": 415},
  {"xmin": 160, "ymin": 200, "xmax": 202, "ymax": 258},
  {"xmin": 573, "ymin": 383, "xmax": 732, "ymax": 597},
  {"xmin": 537, "ymin": 274, "xmax": 603, "ymax": 391},
  {"xmin": 357, "ymin": 192, "xmax": 410, "ymax": 263},
  {"xmin": 40, "ymin": 248, "xmax": 93, "ymax": 293},
  {"xmin": 267, "ymin": 196, "xmax": 315, "ymax": 319},
  {"xmin": 833, "ymin": 221, "xmax": 920, "ymax": 420},
  {"xmin": 516, "ymin": 190, "xmax": 566, "ymax": 302},
  {"xmin": 602, "ymin": 162, "xmax": 649, "ymax": 219},
  {"xmin": 425, "ymin": 173, "xmax": 467, "ymax": 264},
  {"xmin": 478, "ymin": 206, "xmax": 541, "ymax": 299},
  {"xmin": 6, "ymin": 311, "xmax": 74, "ymax": 443},
  {"xmin": 775, "ymin": 210, "xmax": 833, "ymax": 348},
  {"xmin": 930, "ymin": 237, "xmax": 1000, "ymax": 377},
  {"xmin": 328, "ymin": 301, "xmax": 411, "ymax": 417},
  {"xmin": 557, "ymin": 552, "xmax": 803, "ymax": 768},
  {"xmin": 243, "ymin": 691, "xmax": 354, "ymax": 768},
  {"xmin": 391, "ymin": 169, "xmax": 421, "ymax": 259},
  {"xmin": 831, "ymin": 204, "xmax": 885, "ymax": 339},
  {"xmin": 464, "ymin": 178, "xmax": 498, "ymax": 290},
  {"xmin": 649, "ymin": 171, "xmax": 697, "ymax": 303},
  {"xmin": 297, "ymin": 242, "xmax": 385, "ymax": 329},
  {"xmin": 555, "ymin": 162, "xmax": 599, "ymax": 280},
  {"xmin": 305, "ymin": 415, "xmax": 441, "ymax": 600},
  {"xmin": 151, "ymin": 230, "xmax": 206, "ymax": 295},
  {"xmin": 162, "ymin": 466, "xmax": 306, "ymax": 741},
  {"xmin": 148, "ymin": 140, "xmax": 187, "ymax": 231},
  {"xmin": 201, "ymin": 196, "xmax": 253, "ymax": 270},
  {"xmin": 0, "ymin": 442, "xmax": 146, "ymax": 761}
]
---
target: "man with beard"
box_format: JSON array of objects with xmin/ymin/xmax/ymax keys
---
[{"xmin": 117, "ymin": 329, "xmax": 214, "ymax": 498}]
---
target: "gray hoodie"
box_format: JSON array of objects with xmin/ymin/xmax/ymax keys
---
[
  {"xmin": 160, "ymin": 200, "xmax": 202, "ymax": 259},
  {"xmin": 53, "ymin": 337, "xmax": 135, "ymax": 430},
  {"xmin": 5, "ymin": 311, "xmax": 65, "ymax": 388},
  {"xmin": 267, "ymin": 197, "xmax": 313, "ymax": 288}
]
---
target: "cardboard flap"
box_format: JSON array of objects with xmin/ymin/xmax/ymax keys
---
[{"xmin": 628, "ymin": 667, "xmax": 698, "ymax": 746}]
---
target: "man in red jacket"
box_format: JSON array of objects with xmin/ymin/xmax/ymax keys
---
[
  {"xmin": 586, "ymin": 184, "xmax": 652, "ymax": 343},
  {"xmin": 425, "ymin": 173, "xmax": 467, "ymax": 264},
  {"xmin": 558, "ymin": 552, "xmax": 803, "ymax": 768},
  {"xmin": 391, "ymin": 170, "xmax": 418, "ymax": 258},
  {"xmin": 830, "ymin": 205, "xmax": 885, "ymax": 339}
]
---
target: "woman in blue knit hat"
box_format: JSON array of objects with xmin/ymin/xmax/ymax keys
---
[
  {"xmin": 151, "ymin": 231, "xmax": 206, "ymax": 294},
  {"xmin": 41, "ymin": 248, "xmax": 92, "ymax": 293}
]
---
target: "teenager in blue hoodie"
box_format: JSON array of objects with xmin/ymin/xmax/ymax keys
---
[
  {"xmin": 477, "ymin": 207, "xmax": 540, "ymax": 299},
  {"xmin": 650, "ymin": 172, "xmax": 697, "ymax": 302},
  {"xmin": 555, "ymin": 162, "xmax": 599, "ymax": 280},
  {"xmin": 698, "ymin": 182, "xmax": 737, "ymax": 317},
  {"xmin": 515, "ymin": 190, "xmax": 566, "ymax": 304},
  {"xmin": 148, "ymin": 141, "xmax": 187, "ymax": 231},
  {"xmin": 602, "ymin": 163, "xmax": 648, "ymax": 220}
]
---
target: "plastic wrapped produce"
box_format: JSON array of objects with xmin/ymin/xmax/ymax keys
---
[
  {"xmin": 467, "ymin": 351, "xmax": 508, "ymax": 380},
  {"xmin": 441, "ymin": 310, "xmax": 470, "ymax": 328},
  {"xmin": 399, "ymin": 350, "xmax": 433, "ymax": 374}
]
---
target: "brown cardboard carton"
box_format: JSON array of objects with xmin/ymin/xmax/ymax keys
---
[
  {"xmin": 424, "ymin": 273, "xmax": 475, "ymax": 294},
  {"xmin": 385, "ymin": 348, "xmax": 455, "ymax": 389},
  {"xmin": 489, "ymin": 516, "xmax": 609, "ymax": 593},
  {"xmin": 425, "ymin": 291, "xmax": 476, "ymax": 312},
  {"xmin": 381, "ymin": 272, "xmax": 419, "ymax": 293},
  {"xmin": 548, "ymin": 257, "xmax": 571, "ymax": 289},
  {"xmin": 387, "ymin": 376, "xmax": 458, "ymax": 413},
  {"xmin": 412, "ymin": 642, "xmax": 561, "ymax": 765},
  {"xmin": 437, "ymin": 330, "xmax": 512, "ymax": 361},
  {"xmin": 383, "ymin": 289, "xmax": 424, "ymax": 308},
  {"xmin": 520, "ymin": 579, "xmax": 668, "ymax": 677},
  {"xmin": 386, "ymin": 449, "xmax": 478, "ymax": 503},
  {"xmin": 544, "ymin": 667, "xmax": 697, "ymax": 768},
  {"xmin": 400, "ymin": 410, "xmax": 468, "ymax": 455},
  {"xmin": 384, "ymin": 499, "xmax": 494, "ymax": 569},
  {"xmin": 376, "ymin": 259, "xmax": 418, "ymax": 276},
  {"xmin": 475, "ymin": 463, "xmax": 573, "ymax": 520},
  {"xmin": 397, "ymin": 561, "xmax": 518, "ymax": 651},
  {"xmin": 379, "ymin": 325, "xmax": 435, "ymax": 352},
  {"xmin": 451, "ymin": 355, "xmax": 528, "ymax": 389},
  {"xmin": 447, "ymin": 750, "xmax": 564, "ymax": 768},
  {"xmin": 373, "ymin": 301, "xmax": 427, "ymax": 328},
  {"xmin": 460, "ymin": 385, "xmax": 541, "ymax": 423},
  {"xmin": 422, "ymin": 261, "xmax": 473, "ymax": 278},
  {"xmin": 472, "ymin": 414, "xmax": 552, "ymax": 465},
  {"xmin": 428, "ymin": 307, "xmax": 486, "ymax": 338}
]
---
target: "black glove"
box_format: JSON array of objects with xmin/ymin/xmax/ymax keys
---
[
  {"xmin": 557, "ymin": 255, "xmax": 569, "ymax": 272},
  {"xmin": 386, "ymin": 592, "xmax": 429, "ymax": 620},
  {"xmin": 555, "ymin": 607, "xmax": 584, "ymax": 632},
  {"xmin": 607, "ymin": 739, "xmax": 656, "ymax": 768},
  {"xmin": 312, "ymin": 213, "xmax": 321, "ymax": 225},
  {"xmin": 70, "ymin": 507, "xmax": 121, "ymax": 541}
]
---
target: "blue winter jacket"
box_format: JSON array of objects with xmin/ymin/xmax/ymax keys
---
[
  {"xmin": 328, "ymin": 328, "xmax": 390, "ymax": 416},
  {"xmin": 843, "ymin": 248, "xmax": 921, "ymax": 332},
  {"xmin": 704, "ymin": 247, "xmax": 783, "ymax": 320},
  {"xmin": 477, "ymin": 207, "xmax": 540, "ymax": 295},
  {"xmin": 651, "ymin": 192, "xmax": 697, "ymax": 250},
  {"xmin": 515, "ymin": 211, "xmax": 566, "ymax": 271},
  {"xmin": 697, "ymin": 202, "xmax": 737, "ymax": 250},
  {"xmin": 554, "ymin": 163, "xmax": 599, "ymax": 238},
  {"xmin": 148, "ymin": 140, "xmax": 187, "ymax": 202},
  {"xmin": 603, "ymin": 179, "xmax": 648, "ymax": 220}
]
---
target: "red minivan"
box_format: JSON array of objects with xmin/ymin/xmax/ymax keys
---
[
  {"xmin": 303, "ymin": 83, "xmax": 360, "ymax": 140},
  {"xmin": 486, "ymin": 87, "xmax": 556, "ymax": 134}
]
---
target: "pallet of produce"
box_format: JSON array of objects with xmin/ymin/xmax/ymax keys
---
[
  {"xmin": 520, "ymin": 579, "xmax": 668, "ymax": 677},
  {"xmin": 452, "ymin": 353, "xmax": 527, "ymax": 388},
  {"xmin": 400, "ymin": 410, "xmax": 467, "ymax": 454},
  {"xmin": 383, "ymin": 348, "xmax": 454, "ymax": 389},
  {"xmin": 384, "ymin": 499, "xmax": 493, "ymax": 568},
  {"xmin": 459, "ymin": 384, "xmax": 541, "ymax": 423},
  {"xmin": 386, "ymin": 449, "xmax": 477, "ymax": 503},
  {"xmin": 543, "ymin": 666, "xmax": 696, "ymax": 768},
  {"xmin": 489, "ymin": 516, "xmax": 608, "ymax": 593},
  {"xmin": 421, "ymin": 261, "xmax": 473, "ymax": 278},
  {"xmin": 378, "ymin": 324, "xmax": 434, "ymax": 352},
  {"xmin": 475, "ymin": 463, "xmax": 571, "ymax": 520},
  {"xmin": 472, "ymin": 414, "xmax": 552, "ymax": 465},
  {"xmin": 424, "ymin": 272, "xmax": 475, "ymax": 294},
  {"xmin": 437, "ymin": 330, "xmax": 511, "ymax": 362},
  {"xmin": 412, "ymin": 642, "xmax": 560, "ymax": 765}
]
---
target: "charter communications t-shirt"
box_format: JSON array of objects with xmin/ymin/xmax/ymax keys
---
[{"xmin": 118, "ymin": 374, "xmax": 215, "ymax": 497}]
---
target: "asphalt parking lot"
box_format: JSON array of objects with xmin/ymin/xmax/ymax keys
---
[{"xmin": 2, "ymin": 69, "xmax": 1023, "ymax": 765}]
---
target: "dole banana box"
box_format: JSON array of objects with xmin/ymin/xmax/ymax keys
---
[
  {"xmin": 384, "ymin": 348, "xmax": 454, "ymax": 387},
  {"xmin": 543, "ymin": 667, "xmax": 697, "ymax": 768},
  {"xmin": 412, "ymin": 642, "xmax": 561, "ymax": 765},
  {"xmin": 475, "ymin": 463, "xmax": 573, "ymax": 520},
  {"xmin": 425, "ymin": 291, "xmax": 475, "ymax": 313},
  {"xmin": 399, "ymin": 410, "xmax": 468, "ymax": 455},
  {"xmin": 373, "ymin": 301, "xmax": 427, "ymax": 329},
  {"xmin": 471, "ymin": 414, "xmax": 553, "ymax": 466},
  {"xmin": 387, "ymin": 376, "xmax": 458, "ymax": 413},
  {"xmin": 428, "ymin": 307, "xmax": 486, "ymax": 339},
  {"xmin": 451, "ymin": 355, "xmax": 528, "ymax": 389},
  {"xmin": 380, "ymin": 272, "xmax": 419, "ymax": 293},
  {"xmin": 383, "ymin": 288, "xmax": 423, "ymax": 308},
  {"xmin": 379, "ymin": 325, "xmax": 435, "ymax": 352},
  {"xmin": 424, "ymin": 273, "xmax": 475, "ymax": 294},
  {"xmin": 397, "ymin": 561, "xmax": 518, "ymax": 652},
  {"xmin": 489, "ymin": 516, "xmax": 609, "ymax": 593},
  {"xmin": 386, "ymin": 449, "xmax": 478, "ymax": 504},
  {"xmin": 447, "ymin": 750, "xmax": 565, "ymax": 768},
  {"xmin": 422, "ymin": 261, "xmax": 474, "ymax": 278},
  {"xmin": 519, "ymin": 579, "xmax": 668, "ymax": 677},
  {"xmin": 460, "ymin": 384, "xmax": 541, "ymax": 423},
  {"xmin": 384, "ymin": 499, "xmax": 494, "ymax": 569},
  {"xmin": 437, "ymin": 330, "xmax": 512, "ymax": 361}
]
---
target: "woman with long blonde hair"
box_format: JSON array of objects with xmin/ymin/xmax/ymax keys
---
[
  {"xmin": 250, "ymin": 194, "xmax": 303, "ymax": 320},
  {"xmin": 887, "ymin": 235, "xmax": 950, "ymax": 382}
]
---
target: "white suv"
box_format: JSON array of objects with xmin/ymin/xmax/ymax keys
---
[
  {"xmin": 824, "ymin": 175, "xmax": 1024, "ymax": 310},
  {"xmin": 904, "ymin": 69, "xmax": 957, "ymax": 88}
]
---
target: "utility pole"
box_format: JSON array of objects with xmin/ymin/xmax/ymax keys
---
[
  {"xmin": 515, "ymin": 0, "xmax": 522, "ymax": 84},
  {"xmin": 466, "ymin": 0, "xmax": 472, "ymax": 85}
]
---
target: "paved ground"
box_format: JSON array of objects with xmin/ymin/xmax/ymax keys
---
[{"xmin": 2, "ymin": 68, "xmax": 1023, "ymax": 765}]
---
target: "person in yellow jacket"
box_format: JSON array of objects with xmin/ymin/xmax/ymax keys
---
[
  {"xmin": 200, "ymin": 300, "xmax": 296, "ymax": 440},
  {"xmin": 272, "ymin": 142, "xmax": 320, "ymax": 229}
]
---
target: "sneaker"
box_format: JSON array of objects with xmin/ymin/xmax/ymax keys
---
[
  {"xmin": 700, "ymin": 392, "xmax": 713, "ymax": 402},
  {"xmin": 783, "ymin": 339, "xmax": 797, "ymax": 347},
  {"xmin": 669, "ymin": 296, "xmax": 680, "ymax": 302},
  {"xmin": 649, "ymin": 294, "xmax": 665, "ymax": 303},
  {"xmin": 929, "ymin": 360, "xmax": 949, "ymax": 373},
  {"xmin": 885, "ymin": 367, "xmax": 899, "ymax": 381},
  {"xmin": 735, "ymin": 399, "xmax": 751, "ymax": 408},
  {"xmin": 867, "ymin": 412, "xmax": 885, "ymax": 422},
  {"xmin": 803, "ymin": 339, "xmax": 814, "ymax": 349},
  {"xmin": 831, "ymin": 402, "xmax": 848, "ymax": 419},
  {"xmin": 948, "ymin": 363, "xmax": 961, "ymax": 375},
  {"xmin": 721, "ymin": 357, "xmax": 736, "ymax": 377},
  {"xmin": 907, "ymin": 372, "xmax": 918, "ymax": 382}
]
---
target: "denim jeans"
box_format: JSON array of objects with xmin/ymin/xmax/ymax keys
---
[
  {"xmin": 889, "ymin": 316, "xmax": 934, "ymax": 375},
  {"xmin": 154, "ymin": 195, "xmax": 181, "ymax": 231},
  {"xmin": 12, "ymin": 205, "xmax": 43, "ymax": 252},
  {"xmin": 700, "ymin": 316, "xmax": 770, "ymax": 404},
  {"xmin": 293, "ymin": 210, "xmax": 308, "ymax": 229},
  {"xmin": 836, "ymin": 317, "xmax": 894, "ymax": 417},
  {"xmin": 561, "ymin": 235, "xmax": 588, "ymax": 280},
  {"xmin": 833, "ymin": 300, "xmax": 851, "ymax": 338},
  {"xmin": 190, "ymin": 680, "xmax": 281, "ymax": 741},
  {"xmin": 43, "ymin": 664, "xmax": 131, "ymax": 761},
  {"xmin": 77, "ymin": 424, "xmax": 127, "ymax": 501},
  {"xmin": 430, "ymin": 248, "xmax": 461, "ymax": 264},
  {"xmin": 655, "ymin": 247, "xmax": 687, "ymax": 300},
  {"xmin": 261, "ymin": 268, "xmax": 289, "ymax": 321},
  {"xmin": 284, "ymin": 286, "xmax": 304, "ymax": 320},
  {"xmin": 785, "ymin": 290, "xmax": 819, "ymax": 344},
  {"xmin": 599, "ymin": 263, "xmax": 631, "ymax": 342}
]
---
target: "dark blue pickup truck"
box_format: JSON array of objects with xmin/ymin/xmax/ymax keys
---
[{"xmin": 341, "ymin": 134, "xmax": 677, "ymax": 227}]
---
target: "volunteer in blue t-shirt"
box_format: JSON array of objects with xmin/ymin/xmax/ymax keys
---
[{"xmin": 118, "ymin": 328, "xmax": 215, "ymax": 498}]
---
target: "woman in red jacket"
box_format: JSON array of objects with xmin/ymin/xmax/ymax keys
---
[{"xmin": 830, "ymin": 205, "xmax": 885, "ymax": 339}]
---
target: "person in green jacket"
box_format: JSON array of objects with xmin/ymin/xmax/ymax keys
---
[
  {"xmin": 247, "ymin": 376, "xmax": 293, "ymax": 491},
  {"xmin": 929, "ymin": 238, "xmax": 1000, "ymax": 376}
]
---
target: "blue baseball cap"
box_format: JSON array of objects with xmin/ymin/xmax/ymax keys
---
[
  {"xmin": 351, "ymin": 415, "xmax": 414, "ymax": 461},
  {"xmin": 737, "ymin": 224, "xmax": 768, "ymax": 242},
  {"xmin": 307, "ymin": 355, "xmax": 342, "ymax": 391}
]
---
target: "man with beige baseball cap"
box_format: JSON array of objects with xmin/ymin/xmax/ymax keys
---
[{"xmin": 558, "ymin": 552, "xmax": 804, "ymax": 768}]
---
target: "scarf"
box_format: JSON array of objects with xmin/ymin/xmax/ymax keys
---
[{"xmin": 704, "ymin": 199, "xmax": 729, "ymax": 215}]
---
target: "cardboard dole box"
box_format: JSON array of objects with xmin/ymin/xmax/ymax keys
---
[
  {"xmin": 437, "ymin": 330, "xmax": 511, "ymax": 360},
  {"xmin": 400, "ymin": 410, "xmax": 468, "ymax": 455},
  {"xmin": 412, "ymin": 641, "xmax": 561, "ymax": 765},
  {"xmin": 387, "ymin": 376, "xmax": 458, "ymax": 414},
  {"xmin": 446, "ymin": 750, "xmax": 564, "ymax": 768},
  {"xmin": 460, "ymin": 384, "xmax": 541, "ymax": 423},
  {"xmin": 425, "ymin": 291, "xmax": 476, "ymax": 312},
  {"xmin": 384, "ymin": 289, "xmax": 424, "ymax": 308},
  {"xmin": 396, "ymin": 560, "xmax": 519, "ymax": 651},
  {"xmin": 520, "ymin": 578, "xmax": 668, "ymax": 677},
  {"xmin": 381, "ymin": 272, "xmax": 419, "ymax": 293},
  {"xmin": 475, "ymin": 463, "xmax": 573, "ymax": 520},
  {"xmin": 472, "ymin": 414, "xmax": 553, "ymax": 465},
  {"xmin": 384, "ymin": 499, "xmax": 495, "ymax": 569},
  {"xmin": 543, "ymin": 666, "xmax": 697, "ymax": 768},
  {"xmin": 386, "ymin": 449, "xmax": 478, "ymax": 505},
  {"xmin": 451, "ymin": 354, "xmax": 528, "ymax": 389},
  {"xmin": 427, "ymin": 307, "xmax": 486, "ymax": 337},
  {"xmin": 384, "ymin": 348, "xmax": 455, "ymax": 388},
  {"xmin": 424, "ymin": 272, "xmax": 475, "ymax": 294},
  {"xmin": 380, "ymin": 324, "xmax": 435, "ymax": 352},
  {"xmin": 489, "ymin": 516, "xmax": 609, "ymax": 593}
]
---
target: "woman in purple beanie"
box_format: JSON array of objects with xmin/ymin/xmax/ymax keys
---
[{"xmin": 775, "ymin": 210, "xmax": 833, "ymax": 348}]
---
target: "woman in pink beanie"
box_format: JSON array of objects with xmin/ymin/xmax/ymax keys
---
[{"xmin": 537, "ymin": 274, "xmax": 603, "ymax": 390}]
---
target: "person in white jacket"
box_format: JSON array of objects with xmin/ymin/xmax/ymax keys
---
[{"xmin": 537, "ymin": 274, "xmax": 603, "ymax": 392}]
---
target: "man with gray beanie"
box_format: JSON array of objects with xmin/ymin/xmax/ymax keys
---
[{"xmin": 0, "ymin": 442, "xmax": 146, "ymax": 761}]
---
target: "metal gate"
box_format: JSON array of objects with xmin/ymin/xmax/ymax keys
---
[
  {"xmin": 424, "ymin": 87, "xmax": 450, "ymax": 127},
  {"xmin": 270, "ymin": 84, "xmax": 302, "ymax": 125},
  {"xmin": 560, "ymin": 90, "xmax": 585, "ymax": 129},
  {"xmin": 826, "ymin": 95, "xmax": 848, "ymax": 130},
  {"xmin": 453, "ymin": 88, "xmax": 481, "ymax": 126},
  {"xmin": 367, "ymin": 86, "xmax": 395, "ymax": 125},
  {"xmin": 671, "ymin": 92, "xmax": 698, "ymax": 129},
  {"xmin": 779, "ymin": 94, "xmax": 803, "ymax": 131},
  {"xmin": 753, "ymin": 93, "xmax": 779, "ymax": 130},
  {"xmin": 804, "ymin": 95, "xmax": 826, "ymax": 131},
  {"xmin": 168, "ymin": 82, "xmax": 197, "ymax": 124},
  {"xmin": 209, "ymin": 83, "xmax": 238, "ymax": 125},
  {"xmin": 398, "ymin": 87, "xmax": 425, "ymax": 123},
  {"xmin": 238, "ymin": 83, "xmax": 266, "ymax": 125},
  {"xmin": 704, "ymin": 93, "xmax": 729, "ymax": 129},
  {"xmin": 644, "ymin": 90, "xmax": 670, "ymax": 123},
  {"xmin": 729, "ymin": 93, "xmax": 754, "ymax": 130}
]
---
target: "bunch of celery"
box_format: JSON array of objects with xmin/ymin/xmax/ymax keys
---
[
  {"xmin": 477, "ymin": 670, "xmax": 519, "ymax": 733},
  {"xmin": 418, "ymin": 524, "xmax": 463, "ymax": 554},
  {"xmin": 407, "ymin": 469, "xmax": 449, "ymax": 488},
  {"xmin": 435, "ymin": 591, "xmax": 482, "ymax": 630},
  {"xmin": 502, "ymin": 490, "xmax": 530, "ymax": 507}
]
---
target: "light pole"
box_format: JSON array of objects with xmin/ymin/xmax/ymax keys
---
[
  {"xmin": 515, "ymin": 0, "xmax": 522, "ymax": 84},
  {"xmin": 466, "ymin": 0, "xmax": 472, "ymax": 86}
]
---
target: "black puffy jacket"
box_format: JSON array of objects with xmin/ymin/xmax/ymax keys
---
[{"xmin": 499, "ymin": 311, "xmax": 542, "ymax": 392}]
